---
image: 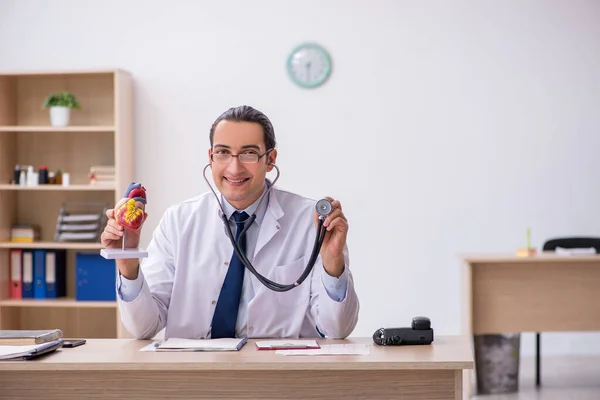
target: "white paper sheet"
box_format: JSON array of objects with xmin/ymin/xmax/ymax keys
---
[
  {"xmin": 139, "ymin": 342, "xmax": 161, "ymax": 352},
  {"xmin": 0, "ymin": 344, "xmax": 39, "ymax": 358},
  {"xmin": 255, "ymin": 340, "xmax": 319, "ymax": 349},
  {"xmin": 155, "ymin": 337, "xmax": 247, "ymax": 352},
  {"xmin": 275, "ymin": 344, "xmax": 370, "ymax": 356},
  {"xmin": 0, "ymin": 341, "xmax": 62, "ymax": 360}
]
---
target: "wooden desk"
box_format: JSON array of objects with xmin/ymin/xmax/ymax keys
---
[
  {"xmin": 463, "ymin": 253, "xmax": 600, "ymax": 335},
  {"xmin": 462, "ymin": 253, "xmax": 600, "ymax": 394},
  {"xmin": 0, "ymin": 336, "xmax": 473, "ymax": 400}
]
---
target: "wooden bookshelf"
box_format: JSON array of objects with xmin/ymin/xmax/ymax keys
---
[
  {"xmin": 0, "ymin": 184, "xmax": 115, "ymax": 191},
  {"xmin": 0, "ymin": 298, "xmax": 117, "ymax": 308},
  {"xmin": 0, "ymin": 241, "xmax": 104, "ymax": 249},
  {"xmin": 0, "ymin": 126, "xmax": 115, "ymax": 132},
  {"xmin": 0, "ymin": 69, "xmax": 133, "ymax": 339}
]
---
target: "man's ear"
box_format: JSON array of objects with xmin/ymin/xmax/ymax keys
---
[
  {"xmin": 207, "ymin": 148, "xmax": 212, "ymax": 165},
  {"xmin": 266, "ymin": 149, "xmax": 278, "ymax": 172}
]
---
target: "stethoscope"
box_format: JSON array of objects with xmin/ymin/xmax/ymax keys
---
[{"xmin": 202, "ymin": 163, "xmax": 333, "ymax": 292}]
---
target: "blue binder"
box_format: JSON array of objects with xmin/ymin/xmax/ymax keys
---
[
  {"xmin": 76, "ymin": 253, "xmax": 116, "ymax": 301},
  {"xmin": 33, "ymin": 249, "xmax": 46, "ymax": 299}
]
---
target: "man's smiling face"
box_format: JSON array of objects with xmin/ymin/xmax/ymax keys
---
[{"xmin": 208, "ymin": 120, "xmax": 277, "ymax": 210}]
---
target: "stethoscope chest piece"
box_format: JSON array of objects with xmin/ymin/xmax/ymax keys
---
[{"xmin": 316, "ymin": 199, "xmax": 333, "ymax": 218}]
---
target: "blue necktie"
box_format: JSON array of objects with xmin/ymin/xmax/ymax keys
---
[{"xmin": 211, "ymin": 211, "xmax": 248, "ymax": 338}]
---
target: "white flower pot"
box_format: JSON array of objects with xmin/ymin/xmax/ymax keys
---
[{"xmin": 49, "ymin": 106, "xmax": 71, "ymax": 127}]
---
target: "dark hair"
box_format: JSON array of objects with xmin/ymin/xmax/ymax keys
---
[{"xmin": 209, "ymin": 105, "xmax": 276, "ymax": 152}]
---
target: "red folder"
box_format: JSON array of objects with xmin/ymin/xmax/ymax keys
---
[{"xmin": 10, "ymin": 249, "xmax": 22, "ymax": 299}]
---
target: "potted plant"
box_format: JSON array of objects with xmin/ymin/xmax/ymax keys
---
[{"xmin": 43, "ymin": 91, "xmax": 81, "ymax": 127}]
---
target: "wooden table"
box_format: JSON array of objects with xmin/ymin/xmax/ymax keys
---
[
  {"xmin": 0, "ymin": 336, "xmax": 473, "ymax": 400},
  {"xmin": 462, "ymin": 253, "xmax": 600, "ymax": 394}
]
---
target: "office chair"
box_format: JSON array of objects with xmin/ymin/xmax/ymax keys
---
[
  {"xmin": 535, "ymin": 237, "xmax": 600, "ymax": 388},
  {"xmin": 543, "ymin": 237, "xmax": 600, "ymax": 253}
]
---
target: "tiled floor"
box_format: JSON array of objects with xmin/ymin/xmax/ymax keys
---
[{"xmin": 469, "ymin": 355, "xmax": 600, "ymax": 399}]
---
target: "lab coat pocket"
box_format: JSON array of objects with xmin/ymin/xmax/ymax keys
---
[{"xmin": 271, "ymin": 255, "xmax": 311, "ymax": 308}]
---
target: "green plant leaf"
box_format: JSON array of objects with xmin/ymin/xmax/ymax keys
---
[{"xmin": 42, "ymin": 91, "xmax": 81, "ymax": 109}]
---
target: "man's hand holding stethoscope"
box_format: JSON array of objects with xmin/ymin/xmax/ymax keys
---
[{"xmin": 315, "ymin": 196, "xmax": 348, "ymax": 278}]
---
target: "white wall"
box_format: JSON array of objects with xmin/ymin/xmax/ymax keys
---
[{"xmin": 2, "ymin": 0, "xmax": 600, "ymax": 356}]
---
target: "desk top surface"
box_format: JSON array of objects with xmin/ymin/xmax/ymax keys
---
[
  {"xmin": 462, "ymin": 252, "xmax": 600, "ymax": 264},
  {"xmin": 0, "ymin": 336, "xmax": 473, "ymax": 372}
]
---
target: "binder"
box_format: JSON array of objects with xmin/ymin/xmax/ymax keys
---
[
  {"xmin": 0, "ymin": 329, "xmax": 63, "ymax": 345},
  {"xmin": 45, "ymin": 250, "xmax": 66, "ymax": 298},
  {"xmin": 9, "ymin": 249, "xmax": 22, "ymax": 299},
  {"xmin": 0, "ymin": 339, "xmax": 63, "ymax": 360},
  {"xmin": 76, "ymin": 253, "xmax": 116, "ymax": 301},
  {"xmin": 21, "ymin": 250, "xmax": 33, "ymax": 298},
  {"xmin": 33, "ymin": 249, "xmax": 46, "ymax": 299}
]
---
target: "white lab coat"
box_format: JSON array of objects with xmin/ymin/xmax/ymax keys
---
[{"xmin": 117, "ymin": 187, "xmax": 360, "ymax": 340}]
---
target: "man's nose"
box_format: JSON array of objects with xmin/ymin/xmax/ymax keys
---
[{"xmin": 226, "ymin": 156, "xmax": 245, "ymax": 173}]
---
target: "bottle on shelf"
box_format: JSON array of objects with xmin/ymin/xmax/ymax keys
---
[
  {"xmin": 62, "ymin": 172, "xmax": 70, "ymax": 186},
  {"xmin": 13, "ymin": 165, "xmax": 20, "ymax": 184},
  {"xmin": 39, "ymin": 165, "xmax": 49, "ymax": 184},
  {"xmin": 55, "ymin": 168, "xmax": 62, "ymax": 185},
  {"xmin": 26, "ymin": 165, "xmax": 38, "ymax": 187}
]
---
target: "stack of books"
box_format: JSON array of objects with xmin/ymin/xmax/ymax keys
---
[
  {"xmin": 10, "ymin": 224, "xmax": 40, "ymax": 242},
  {"xmin": 0, "ymin": 329, "xmax": 63, "ymax": 345},
  {"xmin": 0, "ymin": 329, "xmax": 64, "ymax": 360},
  {"xmin": 89, "ymin": 165, "xmax": 115, "ymax": 186}
]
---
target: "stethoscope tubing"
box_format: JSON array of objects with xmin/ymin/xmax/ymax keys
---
[{"xmin": 202, "ymin": 162, "xmax": 329, "ymax": 292}]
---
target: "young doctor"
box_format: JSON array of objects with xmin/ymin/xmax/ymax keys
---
[{"xmin": 101, "ymin": 105, "xmax": 359, "ymax": 340}]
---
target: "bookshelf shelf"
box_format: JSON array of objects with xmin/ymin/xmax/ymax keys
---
[
  {"xmin": 0, "ymin": 241, "xmax": 104, "ymax": 250},
  {"xmin": 0, "ymin": 126, "xmax": 114, "ymax": 132},
  {"xmin": 0, "ymin": 69, "xmax": 133, "ymax": 339},
  {"xmin": 0, "ymin": 298, "xmax": 117, "ymax": 308},
  {"xmin": 0, "ymin": 184, "xmax": 115, "ymax": 191}
]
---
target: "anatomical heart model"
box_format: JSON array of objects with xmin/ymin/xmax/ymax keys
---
[
  {"xmin": 115, "ymin": 182, "xmax": 147, "ymax": 230},
  {"xmin": 100, "ymin": 182, "xmax": 149, "ymax": 260}
]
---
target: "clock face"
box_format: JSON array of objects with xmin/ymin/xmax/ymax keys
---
[{"xmin": 286, "ymin": 43, "xmax": 332, "ymax": 88}]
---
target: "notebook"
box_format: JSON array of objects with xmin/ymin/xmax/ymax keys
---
[
  {"xmin": 255, "ymin": 340, "xmax": 320, "ymax": 350},
  {"xmin": 0, "ymin": 329, "xmax": 63, "ymax": 346},
  {"xmin": 0, "ymin": 339, "xmax": 64, "ymax": 360},
  {"xmin": 155, "ymin": 337, "xmax": 247, "ymax": 352}
]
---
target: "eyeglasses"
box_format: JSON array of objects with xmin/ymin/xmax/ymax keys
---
[{"xmin": 210, "ymin": 149, "xmax": 273, "ymax": 164}]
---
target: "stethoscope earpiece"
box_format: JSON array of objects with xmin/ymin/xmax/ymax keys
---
[{"xmin": 316, "ymin": 198, "xmax": 333, "ymax": 219}]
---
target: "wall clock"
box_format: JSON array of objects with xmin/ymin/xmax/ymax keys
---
[{"xmin": 286, "ymin": 42, "xmax": 332, "ymax": 89}]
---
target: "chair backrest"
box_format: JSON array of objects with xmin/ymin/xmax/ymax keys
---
[{"xmin": 543, "ymin": 237, "xmax": 600, "ymax": 252}]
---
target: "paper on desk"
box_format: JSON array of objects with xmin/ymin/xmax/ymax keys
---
[
  {"xmin": 139, "ymin": 337, "xmax": 247, "ymax": 352},
  {"xmin": 0, "ymin": 344, "xmax": 40, "ymax": 358},
  {"xmin": 555, "ymin": 247, "xmax": 596, "ymax": 255},
  {"xmin": 255, "ymin": 339, "xmax": 319, "ymax": 349},
  {"xmin": 157, "ymin": 337, "xmax": 247, "ymax": 351},
  {"xmin": 139, "ymin": 342, "xmax": 161, "ymax": 352},
  {"xmin": 0, "ymin": 341, "xmax": 62, "ymax": 360},
  {"xmin": 275, "ymin": 344, "xmax": 370, "ymax": 356}
]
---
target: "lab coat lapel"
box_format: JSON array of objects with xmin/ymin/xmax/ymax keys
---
[{"xmin": 254, "ymin": 189, "xmax": 284, "ymax": 259}]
